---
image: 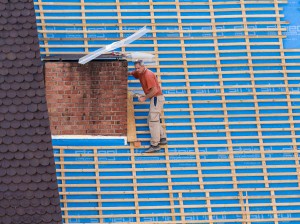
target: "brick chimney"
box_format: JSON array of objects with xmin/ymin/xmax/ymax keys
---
[{"xmin": 44, "ymin": 59, "xmax": 128, "ymax": 136}]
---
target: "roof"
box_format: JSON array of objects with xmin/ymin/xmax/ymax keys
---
[
  {"xmin": 0, "ymin": 0, "xmax": 62, "ymax": 223},
  {"xmin": 32, "ymin": 0, "xmax": 300, "ymax": 222}
]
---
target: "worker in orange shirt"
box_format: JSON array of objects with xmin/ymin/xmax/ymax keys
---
[{"xmin": 129, "ymin": 60, "xmax": 167, "ymax": 153}]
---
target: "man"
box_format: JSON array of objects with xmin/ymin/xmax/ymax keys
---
[{"xmin": 129, "ymin": 60, "xmax": 167, "ymax": 153}]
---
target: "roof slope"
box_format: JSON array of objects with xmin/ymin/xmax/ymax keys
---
[
  {"xmin": 0, "ymin": 0, "xmax": 62, "ymax": 223},
  {"xmin": 34, "ymin": 0, "xmax": 300, "ymax": 223}
]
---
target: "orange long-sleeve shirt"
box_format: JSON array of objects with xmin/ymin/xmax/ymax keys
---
[{"xmin": 131, "ymin": 68, "xmax": 162, "ymax": 97}]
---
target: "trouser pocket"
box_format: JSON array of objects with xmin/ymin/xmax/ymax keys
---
[{"xmin": 149, "ymin": 112, "xmax": 160, "ymax": 122}]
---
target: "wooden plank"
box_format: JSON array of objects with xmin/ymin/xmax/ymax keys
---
[
  {"xmin": 53, "ymin": 143, "xmax": 300, "ymax": 152},
  {"xmin": 38, "ymin": 27, "xmax": 286, "ymax": 34},
  {"xmin": 130, "ymin": 144, "xmax": 140, "ymax": 223},
  {"xmin": 52, "ymin": 141, "xmax": 300, "ymax": 150},
  {"xmin": 175, "ymin": 89, "xmax": 291, "ymax": 96},
  {"xmin": 36, "ymin": 33, "xmax": 285, "ymax": 41},
  {"xmin": 130, "ymin": 98, "xmax": 300, "ymax": 104},
  {"xmin": 274, "ymin": 0, "xmax": 300, "ymax": 184},
  {"xmin": 208, "ymin": 0, "xmax": 237, "ymax": 189},
  {"xmin": 55, "ymin": 155, "xmax": 297, "ymax": 163},
  {"xmin": 35, "ymin": 14, "xmax": 285, "ymax": 20},
  {"xmin": 35, "ymin": 7, "xmax": 285, "ymax": 13},
  {"xmin": 58, "ymin": 193, "xmax": 300, "ymax": 203},
  {"xmin": 176, "ymin": 0, "xmax": 204, "ymax": 190},
  {"xmin": 59, "ymin": 147, "xmax": 69, "ymax": 223},
  {"xmin": 178, "ymin": 192, "xmax": 186, "ymax": 224},
  {"xmin": 80, "ymin": 0, "xmax": 88, "ymax": 54},
  {"xmin": 55, "ymin": 178, "xmax": 300, "ymax": 188},
  {"xmin": 135, "ymin": 134, "xmax": 300, "ymax": 141},
  {"xmin": 56, "ymin": 186, "xmax": 300, "ymax": 195},
  {"xmin": 54, "ymin": 156, "xmax": 299, "ymax": 165},
  {"xmin": 53, "ymin": 155, "xmax": 299, "ymax": 165},
  {"xmin": 134, "ymin": 106, "xmax": 300, "ymax": 113},
  {"xmin": 59, "ymin": 203, "xmax": 300, "ymax": 211},
  {"xmin": 271, "ymin": 190, "xmax": 279, "ymax": 223},
  {"xmin": 241, "ymin": 0, "xmax": 270, "ymax": 188},
  {"xmin": 127, "ymin": 92, "xmax": 137, "ymax": 142},
  {"xmin": 37, "ymin": 0, "xmax": 49, "ymax": 56},
  {"xmin": 130, "ymin": 83, "xmax": 300, "ymax": 90},
  {"xmin": 206, "ymin": 191, "xmax": 213, "ymax": 224},
  {"xmin": 115, "ymin": 0, "xmax": 125, "ymax": 54},
  {"xmin": 149, "ymin": 1, "xmax": 176, "ymax": 222},
  {"xmin": 134, "ymin": 114, "xmax": 300, "ymax": 120},
  {"xmin": 135, "ymin": 128, "xmax": 300, "ymax": 135},
  {"xmin": 42, "ymin": 61, "xmax": 294, "ymax": 68},
  {"xmin": 34, "ymin": 1, "xmax": 288, "ymax": 6},
  {"xmin": 56, "ymin": 171, "xmax": 300, "ymax": 180},
  {"xmin": 37, "ymin": 47, "xmax": 293, "ymax": 55},
  {"xmin": 93, "ymin": 147, "xmax": 103, "ymax": 223},
  {"xmin": 38, "ymin": 42, "xmax": 285, "ymax": 50},
  {"xmin": 36, "ymin": 21, "xmax": 289, "ymax": 27}
]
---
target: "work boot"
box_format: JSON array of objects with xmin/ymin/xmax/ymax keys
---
[
  {"xmin": 159, "ymin": 138, "xmax": 167, "ymax": 145},
  {"xmin": 145, "ymin": 145, "xmax": 161, "ymax": 153}
]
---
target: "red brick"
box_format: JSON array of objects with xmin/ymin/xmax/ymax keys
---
[{"xmin": 45, "ymin": 60, "xmax": 128, "ymax": 136}]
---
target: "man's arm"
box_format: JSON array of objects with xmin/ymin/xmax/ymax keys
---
[
  {"xmin": 128, "ymin": 70, "xmax": 139, "ymax": 79},
  {"xmin": 138, "ymin": 86, "xmax": 158, "ymax": 102},
  {"xmin": 145, "ymin": 86, "xmax": 158, "ymax": 99}
]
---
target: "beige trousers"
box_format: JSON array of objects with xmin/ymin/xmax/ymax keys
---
[{"xmin": 148, "ymin": 95, "xmax": 166, "ymax": 146}]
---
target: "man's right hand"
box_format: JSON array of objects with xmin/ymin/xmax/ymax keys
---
[
  {"xmin": 138, "ymin": 96, "xmax": 146, "ymax": 102},
  {"xmin": 133, "ymin": 93, "xmax": 142, "ymax": 98}
]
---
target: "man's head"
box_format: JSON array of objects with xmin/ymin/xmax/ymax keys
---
[{"xmin": 134, "ymin": 60, "xmax": 146, "ymax": 74}]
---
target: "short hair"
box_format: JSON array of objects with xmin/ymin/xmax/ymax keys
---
[{"xmin": 134, "ymin": 60, "xmax": 144, "ymax": 66}]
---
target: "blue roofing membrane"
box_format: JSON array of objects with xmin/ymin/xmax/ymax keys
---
[{"xmin": 35, "ymin": 0, "xmax": 300, "ymax": 223}]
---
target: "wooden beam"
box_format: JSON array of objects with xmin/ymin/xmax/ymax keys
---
[{"xmin": 127, "ymin": 92, "xmax": 137, "ymax": 142}]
